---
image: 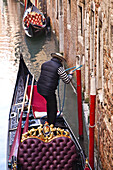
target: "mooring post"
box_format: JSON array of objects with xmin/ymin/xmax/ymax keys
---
[
  {"xmin": 24, "ymin": 0, "xmax": 27, "ymax": 11},
  {"xmin": 35, "ymin": 0, "xmax": 39, "ymax": 8},
  {"xmin": 76, "ymin": 55, "xmax": 83, "ymax": 138},
  {"xmin": 35, "ymin": 0, "xmax": 37, "ymax": 7},
  {"xmin": 89, "ymin": 75, "xmax": 96, "ymax": 170}
]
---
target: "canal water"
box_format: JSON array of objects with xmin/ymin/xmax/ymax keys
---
[{"xmin": 0, "ymin": 0, "xmax": 88, "ymax": 169}]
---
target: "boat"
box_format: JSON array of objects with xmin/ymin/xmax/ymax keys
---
[
  {"xmin": 23, "ymin": 0, "xmax": 47, "ymax": 37},
  {"xmin": 7, "ymin": 54, "xmax": 91, "ymax": 169}
]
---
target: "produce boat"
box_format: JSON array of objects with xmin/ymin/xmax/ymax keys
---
[
  {"xmin": 7, "ymin": 54, "xmax": 91, "ymax": 169},
  {"xmin": 23, "ymin": 0, "xmax": 47, "ymax": 37}
]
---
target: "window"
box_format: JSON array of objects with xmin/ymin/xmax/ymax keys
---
[
  {"xmin": 56, "ymin": 0, "xmax": 59, "ymax": 19},
  {"xmin": 90, "ymin": 2, "xmax": 95, "ymax": 73},
  {"xmin": 111, "ymin": 25, "xmax": 113, "ymax": 43},
  {"xmin": 78, "ymin": 6, "xmax": 83, "ymax": 35},
  {"xmin": 98, "ymin": 18, "xmax": 102, "ymax": 89},
  {"xmin": 60, "ymin": 0, "xmax": 63, "ymax": 16},
  {"xmin": 67, "ymin": 0, "xmax": 71, "ymax": 29},
  {"xmin": 97, "ymin": 9, "xmax": 103, "ymax": 102}
]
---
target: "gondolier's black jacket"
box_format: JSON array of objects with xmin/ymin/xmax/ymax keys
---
[{"xmin": 37, "ymin": 58, "xmax": 62, "ymax": 96}]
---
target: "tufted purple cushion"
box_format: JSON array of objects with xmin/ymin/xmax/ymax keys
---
[{"xmin": 17, "ymin": 137, "xmax": 78, "ymax": 170}]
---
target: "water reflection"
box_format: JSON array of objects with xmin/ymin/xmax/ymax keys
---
[
  {"xmin": 25, "ymin": 35, "xmax": 46, "ymax": 57},
  {"xmin": 0, "ymin": 0, "xmax": 59, "ymax": 169}
]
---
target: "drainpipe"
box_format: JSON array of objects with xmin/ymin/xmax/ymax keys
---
[
  {"xmin": 89, "ymin": 75, "xmax": 96, "ymax": 170},
  {"xmin": 76, "ymin": 55, "xmax": 83, "ymax": 138}
]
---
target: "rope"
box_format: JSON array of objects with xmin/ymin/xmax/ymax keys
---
[
  {"xmin": 65, "ymin": 65, "xmax": 82, "ymax": 72},
  {"xmin": 71, "ymin": 65, "xmax": 83, "ymax": 72},
  {"xmin": 65, "ymin": 66, "xmax": 76, "ymax": 71},
  {"xmin": 57, "ymin": 80, "xmax": 66, "ymax": 117},
  {"xmin": 57, "ymin": 64, "xmax": 83, "ymax": 117}
]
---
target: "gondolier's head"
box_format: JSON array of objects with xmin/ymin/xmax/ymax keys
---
[{"xmin": 51, "ymin": 53, "xmax": 66, "ymax": 62}]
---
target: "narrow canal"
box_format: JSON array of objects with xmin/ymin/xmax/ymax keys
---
[{"xmin": 0, "ymin": 0, "xmax": 88, "ymax": 169}]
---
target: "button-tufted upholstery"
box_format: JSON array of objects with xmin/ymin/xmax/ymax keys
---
[{"xmin": 17, "ymin": 137, "xmax": 79, "ymax": 170}]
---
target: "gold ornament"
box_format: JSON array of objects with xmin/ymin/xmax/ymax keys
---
[{"xmin": 21, "ymin": 122, "xmax": 70, "ymax": 143}]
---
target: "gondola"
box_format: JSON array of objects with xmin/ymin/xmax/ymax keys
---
[
  {"xmin": 23, "ymin": 0, "xmax": 47, "ymax": 37},
  {"xmin": 7, "ymin": 54, "xmax": 91, "ymax": 170}
]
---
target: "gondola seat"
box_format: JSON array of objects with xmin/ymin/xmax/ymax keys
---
[{"xmin": 17, "ymin": 125, "xmax": 80, "ymax": 170}]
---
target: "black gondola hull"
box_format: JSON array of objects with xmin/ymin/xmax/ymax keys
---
[{"xmin": 7, "ymin": 54, "xmax": 91, "ymax": 169}]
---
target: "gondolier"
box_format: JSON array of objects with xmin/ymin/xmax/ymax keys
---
[{"xmin": 37, "ymin": 53, "xmax": 73, "ymax": 125}]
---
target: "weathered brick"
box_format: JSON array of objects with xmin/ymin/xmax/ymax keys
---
[{"xmin": 47, "ymin": 0, "xmax": 113, "ymax": 169}]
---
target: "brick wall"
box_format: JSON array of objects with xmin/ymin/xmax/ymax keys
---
[{"xmin": 47, "ymin": 0, "xmax": 113, "ymax": 169}]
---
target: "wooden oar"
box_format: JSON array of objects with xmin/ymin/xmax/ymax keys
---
[
  {"xmin": 22, "ymin": 74, "xmax": 34, "ymax": 134},
  {"xmin": 9, "ymin": 74, "xmax": 29, "ymax": 161}
]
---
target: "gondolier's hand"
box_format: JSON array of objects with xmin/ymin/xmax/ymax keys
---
[
  {"xmin": 69, "ymin": 70, "xmax": 74, "ymax": 75},
  {"xmin": 68, "ymin": 70, "xmax": 73, "ymax": 79}
]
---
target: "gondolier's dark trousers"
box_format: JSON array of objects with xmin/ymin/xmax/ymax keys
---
[{"xmin": 42, "ymin": 93, "xmax": 57, "ymax": 125}]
